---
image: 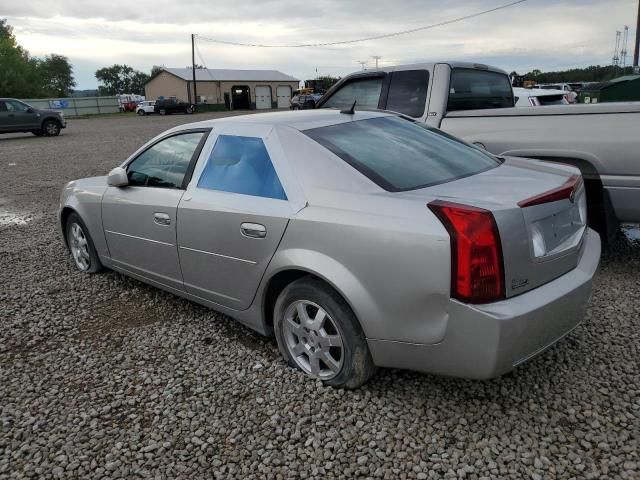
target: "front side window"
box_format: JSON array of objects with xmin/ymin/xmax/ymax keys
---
[
  {"xmin": 126, "ymin": 132, "xmax": 206, "ymax": 188},
  {"xmin": 321, "ymin": 77, "xmax": 383, "ymax": 110},
  {"xmin": 197, "ymin": 135, "xmax": 287, "ymax": 200},
  {"xmin": 447, "ymin": 69, "xmax": 513, "ymax": 111},
  {"xmin": 385, "ymin": 70, "xmax": 429, "ymax": 117},
  {"xmin": 5, "ymin": 100, "xmax": 29, "ymax": 112},
  {"xmin": 305, "ymin": 116, "xmax": 499, "ymax": 192}
]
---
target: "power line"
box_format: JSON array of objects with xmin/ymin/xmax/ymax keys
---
[{"xmin": 196, "ymin": 0, "xmax": 528, "ymax": 48}]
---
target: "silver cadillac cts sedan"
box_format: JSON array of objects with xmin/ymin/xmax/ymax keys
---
[{"xmin": 59, "ymin": 110, "xmax": 601, "ymax": 388}]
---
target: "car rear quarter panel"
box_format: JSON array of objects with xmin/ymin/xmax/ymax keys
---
[{"xmin": 267, "ymin": 202, "xmax": 452, "ymax": 345}]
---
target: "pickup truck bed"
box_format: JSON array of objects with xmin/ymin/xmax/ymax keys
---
[
  {"xmin": 442, "ymin": 102, "xmax": 640, "ymax": 223},
  {"xmin": 317, "ymin": 62, "xmax": 640, "ymax": 234}
]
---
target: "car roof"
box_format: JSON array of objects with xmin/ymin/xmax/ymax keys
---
[{"xmin": 177, "ymin": 109, "xmax": 396, "ymax": 132}]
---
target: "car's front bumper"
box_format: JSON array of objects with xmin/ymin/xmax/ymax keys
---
[{"xmin": 367, "ymin": 228, "xmax": 601, "ymax": 379}]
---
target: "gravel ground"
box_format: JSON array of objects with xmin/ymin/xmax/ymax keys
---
[{"xmin": 0, "ymin": 113, "xmax": 638, "ymax": 479}]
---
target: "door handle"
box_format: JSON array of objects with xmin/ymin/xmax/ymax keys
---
[
  {"xmin": 241, "ymin": 222, "xmax": 266, "ymax": 238},
  {"xmin": 153, "ymin": 212, "xmax": 171, "ymax": 226}
]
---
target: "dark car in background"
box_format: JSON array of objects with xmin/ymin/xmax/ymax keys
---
[
  {"xmin": 154, "ymin": 98, "xmax": 195, "ymax": 115},
  {"xmin": 290, "ymin": 94, "xmax": 322, "ymax": 110},
  {"xmin": 0, "ymin": 98, "xmax": 66, "ymax": 136}
]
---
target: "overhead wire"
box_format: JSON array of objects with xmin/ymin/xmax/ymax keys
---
[{"xmin": 195, "ymin": 0, "xmax": 528, "ymax": 48}]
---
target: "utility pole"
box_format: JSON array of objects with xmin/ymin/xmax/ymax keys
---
[
  {"xmin": 634, "ymin": 0, "xmax": 640, "ymax": 70},
  {"xmin": 191, "ymin": 34, "xmax": 198, "ymax": 108},
  {"xmin": 372, "ymin": 55, "xmax": 382, "ymax": 68}
]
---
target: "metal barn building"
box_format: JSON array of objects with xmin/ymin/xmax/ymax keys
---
[{"xmin": 144, "ymin": 68, "xmax": 300, "ymax": 110}]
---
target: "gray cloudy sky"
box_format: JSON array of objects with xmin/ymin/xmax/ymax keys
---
[{"xmin": 3, "ymin": 0, "xmax": 638, "ymax": 89}]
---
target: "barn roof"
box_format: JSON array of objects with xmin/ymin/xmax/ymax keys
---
[{"xmin": 152, "ymin": 67, "xmax": 299, "ymax": 83}]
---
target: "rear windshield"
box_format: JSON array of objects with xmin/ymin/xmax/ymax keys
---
[
  {"xmin": 304, "ymin": 116, "xmax": 499, "ymax": 192},
  {"xmin": 447, "ymin": 68, "xmax": 513, "ymax": 111}
]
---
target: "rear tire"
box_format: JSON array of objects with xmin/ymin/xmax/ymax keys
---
[
  {"xmin": 65, "ymin": 213, "xmax": 102, "ymax": 273},
  {"xmin": 42, "ymin": 120, "xmax": 61, "ymax": 136},
  {"xmin": 186, "ymin": 106, "xmax": 194, "ymax": 114},
  {"xmin": 274, "ymin": 277, "xmax": 376, "ymax": 388}
]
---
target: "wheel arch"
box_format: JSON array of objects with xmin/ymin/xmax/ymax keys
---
[
  {"xmin": 260, "ymin": 257, "xmax": 373, "ymax": 338},
  {"xmin": 59, "ymin": 206, "xmax": 79, "ymax": 248}
]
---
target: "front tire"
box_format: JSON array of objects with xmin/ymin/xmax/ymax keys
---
[
  {"xmin": 65, "ymin": 213, "xmax": 102, "ymax": 273},
  {"xmin": 186, "ymin": 106, "xmax": 194, "ymax": 114},
  {"xmin": 42, "ymin": 120, "xmax": 61, "ymax": 136},
  {"xmin": 137, "ymin": 109, "xmax": 145, "ymax": 116},
  {"xmin": 274, "ymin": 277, "xmax": 376, "ymax": 388}
]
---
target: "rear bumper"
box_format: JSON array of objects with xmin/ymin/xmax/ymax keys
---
[{"xmin": 368, "ymin": 228, "xmax": 601, "ymax": 379}]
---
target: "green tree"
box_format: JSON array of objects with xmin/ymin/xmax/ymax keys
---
[
  {"xmin": 37, "ymin": 54, "xmax": 76, "ymax": 97},
  {"xmin": 1, "ymin": 18, "xmax": 76, "ymax": 98},
  {"xmin": 0, "ymin": 18, "xmax": 42, "ymax": 97},
  {"xmin": 95, "ymin": 64, "xmax": 149, "ymax": 95}
]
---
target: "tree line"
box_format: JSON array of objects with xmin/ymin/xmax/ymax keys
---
[
  {"xmin": 1, "ymin": 19, "xmax": 75, "ymax": 97},
  {"xmin": 514, "ymin": 65, "xmax": 637, "ymax": 84}
]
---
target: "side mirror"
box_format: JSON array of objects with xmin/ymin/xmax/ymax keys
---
[
  {"xmin": 107, "ymin": 167, "xmax": 129, "ymax": 187},
  {"xmin": 26, "ymin": 107, "xmax": 34, "ymax": 113}
]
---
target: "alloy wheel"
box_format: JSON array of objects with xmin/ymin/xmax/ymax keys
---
[
  {"xmin": 282, "ymin": 300, "xmax": 344, "ymax": 379},
  {"xmin": 69, "ymin": 222, "xmax": 90, "ymax": 271}
]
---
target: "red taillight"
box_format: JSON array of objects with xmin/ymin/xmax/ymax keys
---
[
  {"xmin": 428, "ymin": 200, "xmax": 505, "ymax": 304},
  {"xmin": 517, "ymin": 174, "xmax": 582, "ymax": 208}
]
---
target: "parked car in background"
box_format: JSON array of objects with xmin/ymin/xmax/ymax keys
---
[
  {"xmin": 0, "ymin": 98, "xmax": 66, "ymax": 136},
  {"xmin": 290, "ymin": 94, "xmax": 321, "ymax": 110},
  {"xmin": 154, "ymin": 98, "xmax": 195, "ymax": 115},
  {"xmin": 117, "ymin": 94, "xmax": 139, "ymax": 112},
  {"xmin": 58, "ymin": 109, "xmax": 600, "ymax": 388},
  {"xmin": 136, "ymin": 101, "xmax": 156, "ymax": 116},
  {"xmin": 532, "ymin": 83, "xmax": 577, "ymax": 103},
  {"xmin": 317, "ymin": 62, "xmax": 640, "ymax": 239},
  {"xmin": 513, "ymin": 87, "xmax": 569, "ymax": 106}
]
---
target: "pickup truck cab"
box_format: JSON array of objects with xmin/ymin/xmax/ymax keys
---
[
  {"xmin": 0, "ymin": 98, "xmax": 66, "ymax": 136},
  {"xmin": 317, "ymin": 62, "xmax": 640, "ymax": 237}
]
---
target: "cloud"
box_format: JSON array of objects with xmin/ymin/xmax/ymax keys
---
[{"xmin": 3, "ymin": 0, "xmax": 636, "ymax": 88}]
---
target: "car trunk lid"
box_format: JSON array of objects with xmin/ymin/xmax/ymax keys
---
[{"xmin": 396, "ymin": 158, "xmax": 588, "ymax": 298}]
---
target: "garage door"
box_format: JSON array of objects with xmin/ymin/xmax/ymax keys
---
[
  {"xmin": 276, "ymin": 86, "xmax": 292, "ymax": 109},
  {"xmin": 255, "ymin": 86, "xmax": 272, "ymax": 110}
]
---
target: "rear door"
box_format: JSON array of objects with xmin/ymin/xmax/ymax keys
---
[
  {"xmin": 102, "ymin": 129, "xmax": 210, "ymax": 291},
  {"xmin": 177, "ymin": 124, "xmax": 299, "ymax": 310}
]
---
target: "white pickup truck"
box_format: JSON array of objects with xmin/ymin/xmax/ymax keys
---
[{"xmin": 317, "ymin": 62, "xmax": 640, "ymax": 239}]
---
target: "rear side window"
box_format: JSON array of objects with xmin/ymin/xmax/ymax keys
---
[
  {"xmin": 447, "ymin": 69, "xmax": 513, "ymax": 111},
  {"xmin": 321, "ymin": 77, "xmax": 383, "ymax": 110},
  {"xmin": 198, "ymin": 135, "xmax": 287, "ymax": 200},
  {"xmin": 304, "ymin": 116, "xmax": 499, "ymax": 192},
  {"xmin": 385, "ymin": 70, "xmax": 429, "ymax": 117}
]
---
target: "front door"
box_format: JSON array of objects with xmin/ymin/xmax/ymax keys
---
[
  {"xmin": 0, "ymin": 100, "xmax": 37, "ymax": 130},
  {"xmin": 177, "ymin": 128, "xmax": 292, "ymax": 310},
  {"xmin": 102, "ymin": 130, "xmax": 209, "ymax": 291}
]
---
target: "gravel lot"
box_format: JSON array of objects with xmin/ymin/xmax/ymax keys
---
[{"xmin": 0, "ymin": 113, "xmax": 638, "ymax": 479}]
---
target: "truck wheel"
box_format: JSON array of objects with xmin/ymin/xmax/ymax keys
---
[
  {"xmin": 186, "ymin": 106, "xmax": 194, "ymax": 114},
  {"xmin": 42, "ymin": 120, "xmax": 61, "ymax": 137}
]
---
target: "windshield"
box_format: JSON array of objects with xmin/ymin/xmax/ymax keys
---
[{"xmin": 304, "ymin": 116, "xmax": 499, "ymax": 192}]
